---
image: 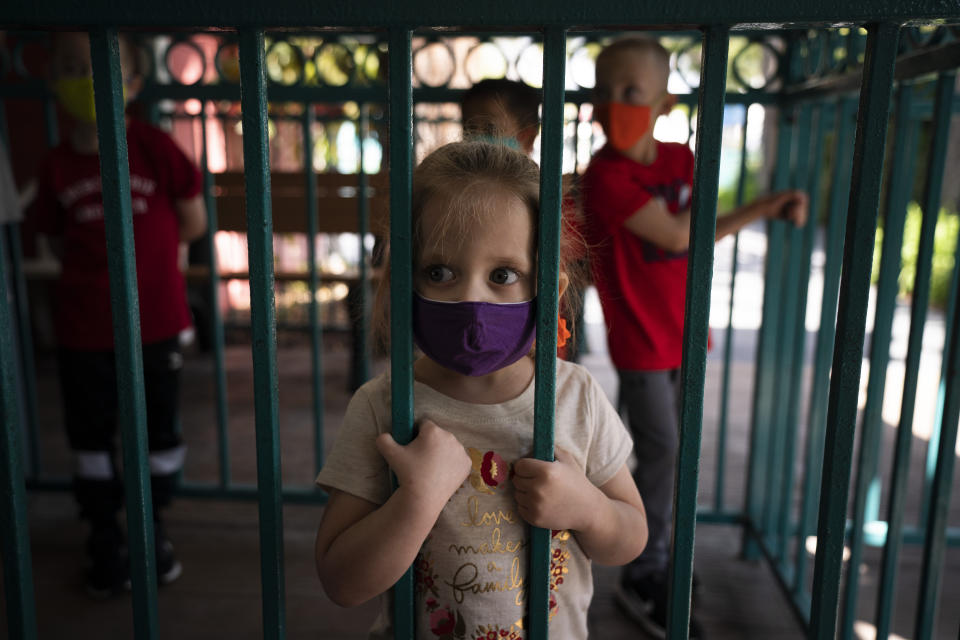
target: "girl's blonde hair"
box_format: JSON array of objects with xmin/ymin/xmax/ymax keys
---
[{"xmin": 372, "ymin": 140, "xmax": 586, "ymax": 353}]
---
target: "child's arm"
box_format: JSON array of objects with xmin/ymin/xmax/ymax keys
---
[
  {"xmin": 175, "ymin": 195, "xmax": 208, "ymax": 243},
  {"xmin": 622, "ymin": 189, "xmax": 808, "ymax": 253},
  {"xmin": 314, "ymin": 420, "xmax": 472, "ymax": 607},
  {"xmin": 512, "ymin": 452, "xmax": 647, "ymax": 566},
  {"xmin": 714, "ymin": 189, "xmax": 808, "ymax": 241}
]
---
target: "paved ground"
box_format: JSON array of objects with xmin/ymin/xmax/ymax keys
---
[{"xmin": 3, "ymin": 224, "xmax": 959, "ymax": 639}]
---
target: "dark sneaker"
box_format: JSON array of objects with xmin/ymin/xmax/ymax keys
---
[
  {"xmin": 615, "ymin": 573, "xmax": 705, "ymax": 640},
  {"xmin": 154, "ymin": 523, "xmax": 182, "ymax": 586},
  {"xmin": 84, "ymin": 524, "xmax": 129, "ymax": 599}
]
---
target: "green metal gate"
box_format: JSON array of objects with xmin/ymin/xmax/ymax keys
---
[{"xmin": 2, "ymin": 3, "xmax": 960, "ymax": 639}]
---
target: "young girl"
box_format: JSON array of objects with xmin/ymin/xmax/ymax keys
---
[{"xmin": 314, "ymin": 141, "xmax": 647, "ymax": 639}]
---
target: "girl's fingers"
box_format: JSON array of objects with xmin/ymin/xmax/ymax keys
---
[
  {"xmin": 512, "ymin": 457, "xmax": 547, "ymax": 478},
  {"xmin": 374, "ymin": 432, "xmax": 401, "ymax": 466}
]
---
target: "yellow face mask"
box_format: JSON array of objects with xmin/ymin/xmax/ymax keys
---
[{"xmin": 53, "ymin": 76, "xmax": 128, "ymax": 124}]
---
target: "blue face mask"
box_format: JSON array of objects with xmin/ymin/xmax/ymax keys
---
[{"xmin": 412, "ymin": 293, "xmax": 536, "ymax": 377}]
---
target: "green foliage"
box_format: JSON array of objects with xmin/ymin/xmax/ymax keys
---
[
  {"xmin": 872, "ymin": 202, "xmax": 959, "ymax": 308},
  {"xmin": 717, "ymin": 158, "xmax": 761, "ymax": 213}
]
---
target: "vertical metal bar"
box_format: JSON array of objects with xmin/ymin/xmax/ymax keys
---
[
  {"xmin": 669, "ymin": 25, "xmax": 729, "ymax": 640},
  {"xmin": 5, "ymin": 219, "xmax": 39, "ymax": 481},
  {"xmin": 781, "ymin": 102, "xmax": 836, "ymax": 588},
  {"xmin": 146, "ymin": 101, "xmax": 161, "ymax": 127},
  {"xmin": 921, "ymin": 130, "xmax": 960, "ymax": 529},
  {"xmin": 89, "ymin": 28, "xmax": 159, "ymax": 640},
  {"xmin": 793, "ymin": 96, "xmax": 856, "ymax": 598},
  {"xmin": 0, "ymin": 220, "xmax": 38, "ymax": 640},
  {"xmin": 764, "ymin": 39, "xmax": 805, "ymax": 560},
  {"xmin": 302, "ymin": 106, "xmax": 325, "ymax": 476},
  {"xmin": 807, "ymin": 23, "xmax": 900, "ymax": 640},
  {"xmin": 0, "ymin": 100, "xmax": 7, "ymax": 146},
  {"xmin": 43, "ymin": 97, "xmax": 60, "ymax": 148},
  {"xmin": 356, "ymin": 104, "xmax": 371, "ymax": 386},
  {"xmin": 238, "ymin": 29, "xmax": 286, "ymax": 640},
  {"xmin": 872, "ymin": 80, "xmax": 930, "ymax": 640},
  {"xmin": 0, "ymin": 102, "xmax": 39, "ymax": 477},
  {"xmin": 777, "ymin": 103, "xmax": 822, "ymax": 566},
  {"xmin": 922, "ymin": 216, "xmax": 960, "ymax": 532},
  {"xmin": 528, "ymin": 26, "xmax": 566, "ymax": 640},
  {"xmin": 916, "ymin": 282, "xmax": 960, "ymax": 640},
  {"xmin": 199, "ymin": 103, "xmax": 232, "ymax": 488},
  {"xmin": 742, "ymin": 105, "xmax": 792, "ymax": 559},
  {"xmin": 387, "ymin": 28, "xmax": 415, "ymax": 640},
  {"xmin": 912, "ymin": 70, "xmax": 957, "ymax": 640},
  {"xmin": 841, "ymin": 80, "xmax": 918, "ymax": 640},
  {"xmin": 767, "ymin": 104, "xmax": 810, "ymax": 563},
  {"xmin": 715, "ymin": 103, "xmax": 750, "ymax": 514}
]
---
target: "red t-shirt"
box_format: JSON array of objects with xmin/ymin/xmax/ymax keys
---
[
  {"xmin": 581, "ymin": 142, "xmax": 694, "ymax": 371},
  {"xmin": 32, "ymin": 119, "xmax": 202, "ymax": 350}
]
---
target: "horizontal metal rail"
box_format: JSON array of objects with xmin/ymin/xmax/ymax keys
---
[{"xmin": 1, "ymin": 1, "xmax": 958, "ymax": 28}]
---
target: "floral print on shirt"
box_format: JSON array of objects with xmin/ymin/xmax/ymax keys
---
[{"xmin": 414, "ymin": 449, "xmax": 573, "ymax": 639}]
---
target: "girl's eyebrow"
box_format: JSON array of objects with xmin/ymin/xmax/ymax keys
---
[
  {"xmin": 490, "ymin": 256, "xmax": 530, "ymax": 268},
  {"xmin": 416, "ymin": 251, "xmax": 451, "ymax": 266}
]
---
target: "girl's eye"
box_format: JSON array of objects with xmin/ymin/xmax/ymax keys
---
[
  {"xmin": 490, "ymin": 268, "xmax": 520, "ymax": 285},
  {"xmin": 426, "ymin": 265, "xmax": 454, "ymax": 283}
]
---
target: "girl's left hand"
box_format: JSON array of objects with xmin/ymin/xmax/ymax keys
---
[{"xmin": 512, "ymin": 449, "xmax": 601, "ymax": 531}]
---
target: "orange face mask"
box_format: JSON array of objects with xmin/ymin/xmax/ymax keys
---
[{"xmin": 595, "ymin": 101, "xmax": 652, "ymax": 152}]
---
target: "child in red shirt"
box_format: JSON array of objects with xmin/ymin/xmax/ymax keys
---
[
  {"xmin": 30, "ymin": 32, "xmax": 207, "ymax": 597},
  {"xmin": 581, "ymin": 37, "xmax": 807, "ymax": 639}
]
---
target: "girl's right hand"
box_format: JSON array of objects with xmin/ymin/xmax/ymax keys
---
[{"xmin": 375, "ymin": 420, "xmax": 471, "ymax": 509}]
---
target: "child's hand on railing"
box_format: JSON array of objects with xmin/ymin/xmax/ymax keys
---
[
  {"xmin": 376, "ymin": 419, "xmax": 471, "ymax": 512},
  {"xmin": 512, "ymin": 449, "xmax": 598, "ymax": 531},
  {"xmin": 757, "ymin": 189, "xmax": 809, "ymax": 227}
]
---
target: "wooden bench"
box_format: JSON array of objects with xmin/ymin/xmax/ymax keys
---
[{"xmin": 211, "ymin": 170, "xmax": 390, "ymax": 235}]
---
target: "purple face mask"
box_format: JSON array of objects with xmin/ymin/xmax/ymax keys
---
[{"xmin": 412, "ymin": 293, "xmax": 537, "ymax": 377}]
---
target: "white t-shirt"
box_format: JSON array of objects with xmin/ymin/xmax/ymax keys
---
[{"xmin": 316, "ymin": 358, "xmax": 633, "ymax": 640}]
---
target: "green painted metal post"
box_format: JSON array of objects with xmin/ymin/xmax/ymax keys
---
[
  {"xmin": 789, "ymin": 104, "xmax": 834, "ymax": 478},
  {"xmin": 0, "ymin": 217, "xmax": 38, "ymax": 640},
  {"xmin": 302, "ymin": 107, "xmax": 325, "ymax": 476},
  {"xmin": 922, "ymin": 222, "xmax": 960, "ymax": 534},
  {"xmin": 777, "ymin": 103, "xmax": 822, "ymax": 566},
  {"xmin": 841, "ymin": 79, "xmax": 919, "ymax": 640},
  {"xmin": 921, "ymin": 93, "xmax": 960, "ymax": 528},
  {"xmin": 199, "ymin": 104, "xmax": 232, "ymax": 488},
  {"xmin": 915, "ymin": 268, "xmax": 960, "ymax": 640},
  {"xmin": 528, "ymin": 26, "xmax": 566, "ymax": 640},
  {"xmin": 89, "ymin": 28, "xmax": 159, "ymax": 640},
  {"xmin": 356, "ymin": 104, "xmax": 371, "ymax": 386},
  {"xmin": 388, "ymin": 28, "xmax": 415, "ymax": 640},
  {"xmin": 807, "ymin": 23, "xmax": 900, "ymax": 640},
  {"xmin": 3, "ymin": 223, "xmax": 39, "ymax": 475},
  {"xmin": 715, "ymin": 103, "xmax": 750, "ymax": 513},
  {"xmin": 743, "ymin": 105, "xmax": 792, "ymax": 559},
  {"xmin": 12, "ymin": 94, "xmax": 64, "ymax": 482},
  {"xmin": 793, "ymin": 96, "xmax": 856, "ymax": 599},
  {"xmin": 669, "ymin": 25, "xmax": 729, "ymax": 640},
  {"xmin": 766, "ymin": 39, "xmax": 804, "ymax": 560},
  {"xmin": 873, "ymin": 77, "xmax": 939, "ymax": 640},
  {"xmin": 769, "ymin": 103, "xmax": 810, "ymax": 562},
  {"xmin": 911, "ymin": 70, "xmax": 957, "ymax": 640},
  {"xmin": 43, "ymin": 97, "xmax": 59, "ymax": 149},
  {"xmin": 238, "ymin": 29, "xmax": 287, "ymax": 639}
]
